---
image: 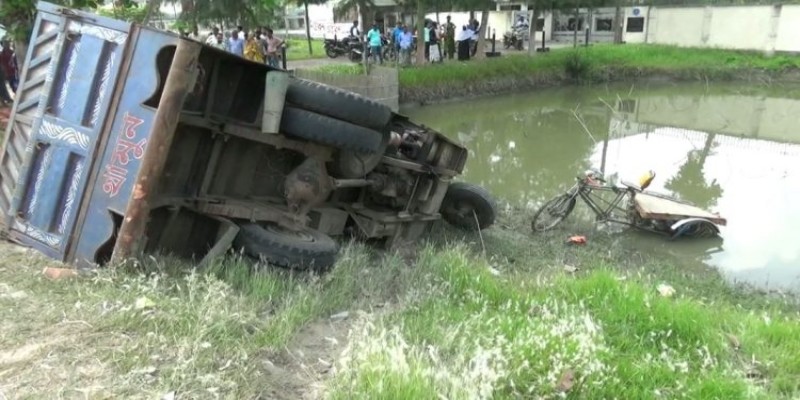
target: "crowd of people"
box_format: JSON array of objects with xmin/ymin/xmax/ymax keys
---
[
  {"xmin": 0, "ymin": 39, "xmax": 19, "ymax": 106},
  {"xmin": 180, "ymin": 25, "xmax": 286, "ymax": 67},
  {"xmin": 364, "ymin": 15, "xmax": 483, "ymax": 66}
]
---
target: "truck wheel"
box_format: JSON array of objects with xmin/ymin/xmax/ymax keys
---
[
  {"xmin": 281, "ymin": 107, "xmax": 384, "ymax": 153},
  {"xmin": 440, "ymin": 182, "xmax": 497, "ymax": 231},
  {"xmin": 233, "ymin": 222, "xmax": 339, "ymax": 271},
  {"xmin": 327, "ymin": 130, "xmax": 390, "ymax": 178},
  {"xmin": 286, "ymin": 78, "xmax": 392, "ymax": 131}
]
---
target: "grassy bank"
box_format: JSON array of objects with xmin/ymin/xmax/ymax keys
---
[
  {"xmin": 313, "ymin": 44, "xmax": 800, "ymax": 104},
  {"xmin": 285, "ymin": 38, "xmax": 326, "ymax": 61},
  {"xmin": 1, "ymin": 206, "xmax": 798, "ymax": 399}
]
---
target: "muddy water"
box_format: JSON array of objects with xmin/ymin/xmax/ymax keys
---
[{"xmin": 405, "ymin": 83, "xmax": 800, "ymax": 292}]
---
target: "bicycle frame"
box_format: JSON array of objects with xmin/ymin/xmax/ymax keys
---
[{"xmin": 562, "ymin": 177, "xmax": 639, "ymax": 228}]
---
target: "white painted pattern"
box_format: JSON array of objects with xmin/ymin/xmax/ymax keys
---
[
  {"xmin": 90, "ymin": 55, "xmax": 114, "ymax": 127},
  {"xmin": 67, "ymin": 21, "xmax": 128, "ymax": 45},
  {"xmin": 40, "ymin": 120, "xmax": 90, "ymax": 150},
  {"xmin": 58, "ymin": 160, "xmax": 84, "ymax": 234},
  {"xmin": 57, "ymin": 40, "xmax": 81, "ymax": 113},
  {"xmin": 13, "ymin": 220, "xmax": 61, "ymax": 247},
  {"xmin": 27, "ymin": 147, "xmax": 53, "ymax": 216}
]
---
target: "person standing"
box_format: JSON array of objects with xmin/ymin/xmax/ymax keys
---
[
  {"xmin": 428, "ymin": 23, "xmax": 441, "ymax": 63},
  {"xmin": 392, "ymin": 21, "xmax": 403, "ymax": 58},
  {"xmin": 444, "ymin": 16, "xmax": 456, "ymax": 60},
  {"xmin": 212, "ymin": 33, "xmax": 226, "ymax": 50},
  {"xmin": 264, "ymin": 29, "xmax": 284, "ymax": 68},
  {"xmin": 0, "ymin": 41, "xmax": 19, "ymax": 94},
  {"xmin": 366, "ymin": 23, "xmax": 383, "ymax": 65},
  {"xmin": 205, "ymin": 26, "xmax": 220, "ymax": 45},
  {"xmin": 228, "ymin": 30, "xmax": 244, "ymax": 56},
  {"xmin": 423, "ymin": 21, "xmax": 431, "ymax": 61},
  {"xmin": 399, "ymin": 25, "xmax": 413, "ymax": 66},
  {"xmin": 349, "ymin": 20, "xmax": 360, "ymax": 39},
  {"xmin": 244, "ymin": 31, "xmax": 264, "ymax": 63}
]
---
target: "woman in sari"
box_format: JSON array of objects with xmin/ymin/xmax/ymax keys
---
[{"xmin": 244, "ymin": 31, "xmax": 264, "ymax": 63}]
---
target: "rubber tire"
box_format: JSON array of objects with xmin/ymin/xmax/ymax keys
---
[
  {"xmin": 531, "ymin": 195, "xmax": 577, "ymax": 233},
  {"xmin": 233, "ymin": 222, "xmax": 339, "ymax": 271},
  {"xmin": 441, "ymin": 182, "xmax": 497, "ymax": 231},
  {"xmin": 285, "ymin": 78, "xmax": 392, "ymax": 131},
  {"xmin": 280, "ymin": 107, "xmax": 384, "ymax": 153},
  {"xmin": 327, "ymin": 130, "xmax": 390, "ymax": 178}
]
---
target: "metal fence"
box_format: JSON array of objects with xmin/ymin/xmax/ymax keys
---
[{"xmin": 292, "ymin": 66, "xmax": 400, "ymax": 112}]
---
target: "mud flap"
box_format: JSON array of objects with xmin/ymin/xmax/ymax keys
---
[{"xmin": 261, "ymin": 70, "xmax": 289, "ymax": 134}]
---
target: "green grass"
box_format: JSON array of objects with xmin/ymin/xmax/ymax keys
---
[
  {"xmin": 1, "ymin": 207, "xmax": 798, "ymax": 399},
  {"xmin": 285, "ymin": 38, "xmax": 326, "ymax": 61},
  {"xmin": 310, "ymin": 44, "xmax": 800, "ymax": 88},
  {"xmin": 327, "ymin": 244, "xmax": 800, "ymax": 399},
  {"xmin": 396, "ymin": 44, "xmax": 800, "ymax": 89}
]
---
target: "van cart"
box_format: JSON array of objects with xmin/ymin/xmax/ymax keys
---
[{"xmin": 0, "ymin": 2, "xmax": 497, "ymax": 270}]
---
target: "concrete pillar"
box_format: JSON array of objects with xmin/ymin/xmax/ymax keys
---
[
  {"xmin": 765, "ymin": 4, "xmax": 782, "ymax": 56},
  {"xmin": 700, "ymin": 6, "xmax": 712, "ymax": 44}
]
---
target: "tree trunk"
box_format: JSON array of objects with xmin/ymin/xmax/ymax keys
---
[
  {"xmin": 613, "ymin": 3, "xmax": 623, "ymax": 44},
  {"xmin": 528, "ymin": 2, "xmax": 538, "ymax": 56},
  {"xmin": 142, "ymin": 0, "xmax": 161, "ymax": 26},
  {"xmin": 416, "ymin": 0, "xmax": 426, "ymax": 65},
  {"xmin": 572, "ymin": 5, "xmax": 578, "ymax": 48},
  {"xmin": 304, "ymin": 1, "xmax": 313, "ymax": 55},
  {"xmin": 474, "ymin": 7, "xmax": 489, "ymax": 59}
]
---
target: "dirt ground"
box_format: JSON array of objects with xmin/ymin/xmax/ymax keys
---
[{"xmin": 0, "ymin": 240, "xmax": 361, "ymax": 399}]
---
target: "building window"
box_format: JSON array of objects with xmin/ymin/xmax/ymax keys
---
[
  {"xmin": 499, "ymin": 4, "xmax": 522, "ymax": 11},
  {"xmin": 626, "ymin": 17, "xmax": 645, "ymax": 32},
  {"xmin": 567, "ymin": 17, "xmax": 583, "ymax": 31},
  {"xmin": 595, "ymin": 18, "xmax": 612, "ymax": 32},
  {"xmin": 536, "ymin": 18, "xmax": 545, "ymax": 32}
]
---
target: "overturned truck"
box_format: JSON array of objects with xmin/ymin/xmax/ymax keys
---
[{"xmin": 0, "ymin": 2, "xmax": 496, "ymax": 270}]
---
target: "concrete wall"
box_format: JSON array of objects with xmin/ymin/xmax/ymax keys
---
[
  {"xmin": 621, "ymin": 94, "xmax": 800, "ymax": 144},
  {"xmin": 629, "ymin": 4, "xmax": 800, "ymax": 53}
]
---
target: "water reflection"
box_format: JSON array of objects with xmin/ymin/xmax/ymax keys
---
[{"xmin": 405, "ymin": 83, "xmax": 800, "ymax": 291}]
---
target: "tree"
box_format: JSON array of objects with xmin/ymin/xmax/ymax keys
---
[
  {"xmin": 333, "ymin": 0, "xmax": 375, "ymax": 34},
  {"xmin": 293, "ymin": 0, "xmax": 328, "ymax": 58}
]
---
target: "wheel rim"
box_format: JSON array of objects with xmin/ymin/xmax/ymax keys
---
[
  {"xmin": 264, "ymin": 223, "xmax": 317, "ymax": 243},
  {"xmin": 533, "ymin": 198, "xmax": 572, "ymax": 231},
  {"xmin": 444, "ymin": 201, "xmax": 480, "ymax": 227}
]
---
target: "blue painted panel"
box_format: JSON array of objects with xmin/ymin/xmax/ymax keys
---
[
  {"xmin": 28, "ymin": 146, "xmax": 71, "ymax": 229},
  {"xmin": 59, "ymin": 34, "xmax": 105, "ymax": 126},
  {"xmin": 4, "ymin": 3, "xmax": 132, "ymax": 261},
  {"xmin": 72, "ymin": 28, "xmax": 179, "ymax": 267}
]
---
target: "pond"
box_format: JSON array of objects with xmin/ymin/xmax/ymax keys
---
[{"xmin": 405, "ymin": 82, "xmax": 800, "ymax": 292}]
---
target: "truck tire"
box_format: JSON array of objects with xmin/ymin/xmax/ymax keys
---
[
  {"xmin": 280, "ymin": 107, "xmax": 384, "ymax": 153},
  {"xmin": 286, "ymin": 78, "xmax": 392, "ymax": 131},
  {"xmin": 441, "ymin": 182, "xmax": 497, "ymax": 231},
  {"xmin": 233, "ymin": 222, "xmax": 339, "ymax": 271},
  {"xmin": 327, "ymin": 130, "xmax": 391, "ymax": 178}
]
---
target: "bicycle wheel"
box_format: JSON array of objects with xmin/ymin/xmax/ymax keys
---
[{"xmin": 531, "ymin": 194, "xmax": 577, "ymax": 232}]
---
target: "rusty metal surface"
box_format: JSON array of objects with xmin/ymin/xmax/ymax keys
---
[{"xmin": 110, "ymin": 39, "xmax": 202, "ymax": 264}]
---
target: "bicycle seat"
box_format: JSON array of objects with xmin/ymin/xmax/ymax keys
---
[{"xmin": 620, "ymin": 180, "xmax": 642, "ymax": 191}]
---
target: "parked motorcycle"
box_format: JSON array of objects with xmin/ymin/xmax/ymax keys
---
[
  {"xmin": 503, "ymin": 25, "xmax": 528, "ymax": 51},
  {"xmin": 324, "ymin": 38, "xmax": 348, "ymax": 58}
]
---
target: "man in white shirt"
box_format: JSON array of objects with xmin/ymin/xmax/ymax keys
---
[{"xmin": 206, "ymin": 26, "xmax": 220, "ymax": 45}]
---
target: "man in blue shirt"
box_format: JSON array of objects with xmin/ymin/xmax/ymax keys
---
[
  {"xmin": 228, "ymin": 30, "xmax": 244, "ymax": 57},
  {"xmin": 399, "ymin": 25, "xmax": 413, "ymax": 66},
  {"xmin": 392, "ymin": 22, "xmax": 403, "ymax": 54},
  {"xmin": 366, "ymin": 23, "xmax": 383, "ymax": 64}
]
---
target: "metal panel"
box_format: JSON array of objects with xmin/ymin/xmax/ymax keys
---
[
  {"xmin": 71, "ymin": 28, "xmax": 180, "ymax": 267},
  {"xmin": 0, "ymin": 3, "xmax": 132, "ymax": 259}
]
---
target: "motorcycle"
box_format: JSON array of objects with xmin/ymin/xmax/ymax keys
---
[
  {"xmin": 324, "ymin": 36, "xmax": 359, "ymax": 58},
  {"xmin": 503, "ymin": 25, "xmax": 528, "ymax": 51},
  {"xmin": 324, "ymin": 38, "xmax": 347, "ymax": 58}
]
